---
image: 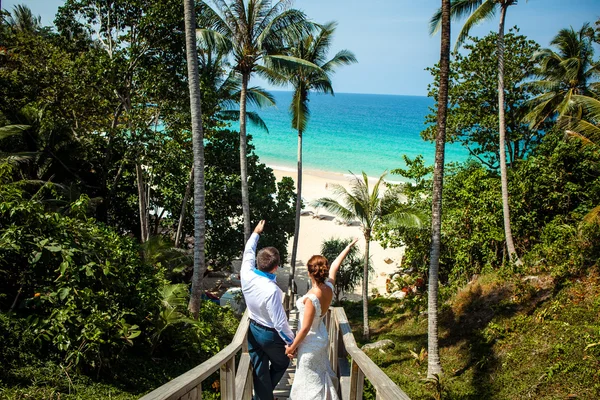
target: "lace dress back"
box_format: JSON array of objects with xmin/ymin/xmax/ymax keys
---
[{"xmin": 289, "ymin": 282, "xmax": 339, "ymax": 400}]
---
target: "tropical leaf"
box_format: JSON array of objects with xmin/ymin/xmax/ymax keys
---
[
  {"xmin": 0, "ymin": 124, "xmax": 29, "ymax": 140},
  {"xmin": 454, "ymin": 0, "xmax": 496, "ymax": 50},
  {"xmin": 582, "ymin": 205, "xmax": 600, "ymax": 225}
]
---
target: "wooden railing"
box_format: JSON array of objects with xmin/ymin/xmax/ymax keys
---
[
  {"xmin": 139, "ymin": 311, "xmax": 253, "ymax": 400},
  {"xmin": 326, "ymin": 307, "xmax": 411, "ymax": 400},
  {"xmin": 140, "ymin": 306, "xmax": 410, "ymax": 400}
]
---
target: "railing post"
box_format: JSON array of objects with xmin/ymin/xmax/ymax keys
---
[
  {"xmin": 331, "ymin": 316, "xmax": 339, "ymax": 375},
  {"xmin": 348, "ymin": 360, "xmax": 364, "ymax": 400},
  {"xmin": 220, "ymin": 356, "xmax": 236, "ymax": 400},
  {"xmin": 356, "ymin": 367, "xmax": 364, "ymax": 400}
]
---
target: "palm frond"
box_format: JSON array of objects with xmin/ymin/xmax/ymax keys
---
[
  {"xmin": 245, "ymin": 111, "xmax": 269, "ymax": 132},
  {"xmin": 245, "ymin": 86, "xmax": 276, "ymax": 108},
  {"xmin": 565, "ymin": 129, "xmax": 597, "ymax": 147},
  {"xmin": 0, "ymin": 151, "xmax": 37, "ymax": 164},
  {"xmin": 258, "ymin": 9, "xmax": 310, "ymax": 53},
  {"xmin": 310, "ymin": 197, "xmax": 355, "ymax": 222},
  {"xmin": 321, "ymin": 49, "xmax": 357, "ymax": 73},
  {"xmin": 0, "ymin": 124, "xmax": 29, "ymax": 140},
  {"xmin": 255, "ymin": 64, "xmax": 289, "ymax": 86},
  {"xmin": 380, "ymin": 206, "xmax": 425, "ymax": 230},
  {"xmin": 196, "ymin": 28, "xmax": 232, "ymax": 54},
  {"xmin": 264, "ymin": 54, "xmax": 324, "ymax": 77},
  {"xmin": 455, "ymin": 0, "xmax": 496, "ymax": 50},
  {"xmin": 572, "ymin": 94, "xmax": 600, "ymax": 122},
  {"xmin": 429, "ymin": 6, "xmax": 444, "ymax": 36},
  {"xmin": 218, "ymin": 110, "xmax": 269, "ymax": 132}
]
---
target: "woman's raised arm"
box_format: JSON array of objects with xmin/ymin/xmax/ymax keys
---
[{"xmin": 328, "ymin": 237, "xmax": 359, "ymax": 285}]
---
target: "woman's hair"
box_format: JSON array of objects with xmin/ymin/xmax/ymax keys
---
[{"xmin": 307, "ymin": 255, "xmax": 329, "ymax": 284}]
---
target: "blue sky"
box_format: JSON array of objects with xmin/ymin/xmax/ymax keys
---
[{"xmin": 3, "ymin": 0, "xmax": 599, "ymax": 96}]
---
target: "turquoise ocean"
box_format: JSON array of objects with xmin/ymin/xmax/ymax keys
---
[{"xmin": 243, "ymin": 91, "xmax": 470, "ymax": 181}]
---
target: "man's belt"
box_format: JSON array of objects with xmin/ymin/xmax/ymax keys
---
[{"xmin": 249, "ymin": 319, "xmax": 276, "ymax": 332}]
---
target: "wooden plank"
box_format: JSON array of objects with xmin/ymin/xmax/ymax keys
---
[
  {"xmin": 349, "ymin": 359, "xmax": 359, "ymax": 400},
  {"xmin": 220, "ymin": 356, "xmax": 236, "ymax": 400},
  {"xmin": 333, "ymin": 308, "xmax": 411, "ymax": 400},
  {"xmin": 338, "ymin": 357, "xmax": 351, "ymax": 400},
  {"xmin": 140, "ymin": 313, "xmax": 250, "ymax": 400},
  {"xmin": 356, "ymin": 368, "xmax": 364, "ymax": 400},
  {"xmin": 332, "ymin": 322, "xmax": 339, "ymax": 376},
  {"xmin": 234, "ymin": 353, "xmax": 252, "ymax": 400},
  {"xmin": 178, "ymin": 385, "xmax": 200, "ymax": 400}
]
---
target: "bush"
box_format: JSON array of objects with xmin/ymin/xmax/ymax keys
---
[{"xmin": 0, "ymin": 177, "xmax": 163, "ymax": 373}]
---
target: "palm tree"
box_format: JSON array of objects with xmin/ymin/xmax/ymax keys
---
[
  {"xmin": 174, "ymin": 45, "xmax": 274, "ymax": 248},
  {"xmin": 4, "ymin": 4, "xmax": 41, "ymax": 33},
  {"xmin": 562, "ymin": 91, "xmax": 600, "ymax": 225},
  {"xmin": 427, "ymin": 0, "xmax": 451, "ymax": 379},
  {"xmin": 524, "ymin": 23, "xmax": 597, "ymax": 127},
  {"xmin": 312, "ymin": 172, "xmax": 423, "ymax": 339},
  {"xmin": 431, "ymin": 0, "xmax": 524, "ymax": 265},
  {"xmin": 282, "ymin": 21, "xmax": 356, "ymax": 301},
  {"xmin": 199, "ymin": 0, "xmax": 314, "ymax": 242},
  {"xmin": 183, "ymin": 0, "xmax": 207, "ymax": 318}
]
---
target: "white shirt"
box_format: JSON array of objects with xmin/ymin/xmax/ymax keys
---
[{"xmin": 241, "ymin": 233, "xmax": 295, "ymax": 344}]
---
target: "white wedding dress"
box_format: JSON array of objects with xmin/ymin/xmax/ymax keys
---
[{"xmin": 289, "ymin": 283, "xmax": 339, "ymax": 400}]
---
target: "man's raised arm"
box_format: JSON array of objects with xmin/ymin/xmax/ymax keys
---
[{"xmin": 240, "ymin": 220, "xmax": 265, "ymax": 276}]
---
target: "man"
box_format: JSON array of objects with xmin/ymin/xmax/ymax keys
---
[{"xmin": 241, "ymin": 220, "xmax": 294, "ymax": 400}]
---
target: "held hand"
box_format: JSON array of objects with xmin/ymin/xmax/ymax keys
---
[
  {"xmin": 254, "ymin": 220, "xmax": 266, "ymax": 234},
  {"xmin": 349, "ymin": 237, "xmax": 359, "ymax": 247},
  {"xmin": 285, "ymin": 344, "xmax": 296, "ymax": 359}
]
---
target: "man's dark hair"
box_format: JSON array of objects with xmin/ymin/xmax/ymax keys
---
[{"xmin": 257, "ymin": 247, "xmax": 280, "ymax": 272}]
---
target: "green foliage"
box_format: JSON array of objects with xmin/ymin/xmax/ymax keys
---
[
  {"xmin": 442, "ymin": 162, "xmax": 505, "ymax": 283},
  {"xmin": 201, "ymin": 129, "xmax": 296, "ymax": 268},
  {"xmin": 375, "ymin": 155, "xmax": 434, "ymax": 276},
  {"xmin": 423, "ymin": 28, "xmax": 543, "ymax": 168},
  {"xmin": 346, "ymin": 273, "xmax": 600, "ymax": 400},
  {"xmin": 380, "ymin": 128, "xmax": 600, "ymax": 287},
  {"xmin": 320, "ymin": 237, "xmax": 364, "ymax": 303},
  {"xmin": 0, "ymin": 174, "xmax": 162, "ymax": 372}
]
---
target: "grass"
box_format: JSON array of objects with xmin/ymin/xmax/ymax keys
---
[
  {"xmin": 342, "ymin": 269, "xmax": 600, "ymax": 399},
  {"xmin": 0, "ymin": 355, "xmax": 222, "ymax": 400}
]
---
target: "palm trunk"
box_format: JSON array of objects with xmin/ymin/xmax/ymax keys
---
[
  {"xmin": 175, "ymin": 165, "xmax": 194, "ymax": 248},
  {"xmin": 289, "ymin": 129, "xmax": 303, "ymax": 301},
  {"xmin": 184, "ymin": 0, "xmax": 207, "ymax": 318},
  {"xmin": 239, "ymin": 73, "xmax": 251, "ymax": 243},
  {"xmin": 427, "ymin": 0, "xmax": 451, "ymax": 379},
  {"xmin": 135, "ymin": 162, "xmax": 149, "ymax": 243},
  {"xmin": 497, "ymin": 5, "xmax": 521, "ymax": 265},
  {"xmin": 362, "ymin": 231, "xmax": 371, "ymax": 339}
]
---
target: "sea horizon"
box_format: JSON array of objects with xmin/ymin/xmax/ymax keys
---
[{"xmin": 239, "ymin": 91, "xmax": 470, "ymax": 180}]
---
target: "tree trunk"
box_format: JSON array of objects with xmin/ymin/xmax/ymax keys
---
[
  {"xmin": 184, "ymin": 0, "xmax": 207, "ymax": 318},
  {"xmin": 362, "ymin": 231, "xmax": 371, "ymax": 339},
  {"xmin": 239, "ymin": 73, "xmax": 252, "ymax": 243},
  {"xmin": 497, "ymin": 5, "xmax": 521, "ymax": 265},
  {"xmin": 289, "ymin": 129, "xmax": 303, "ymax": 302},
  {"xmin": 135, "ymin": 162, "xmax": 149, "ymax": 243},
  {"xmin": 427, "ymin": 0, "xmax": 450, "ymax": 379},
  {"xmin": 175, "ymin": 165, "xmax": 194, "ymax": 248}
]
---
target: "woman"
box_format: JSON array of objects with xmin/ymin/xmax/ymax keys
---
[{"xmin": 285, "ymin": 238, "xmax": 359, "ymax": 400}]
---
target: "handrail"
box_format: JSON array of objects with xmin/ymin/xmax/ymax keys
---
[
  {"xmin": 332, "ymin": 307, "xmax": 411, "ymax": 400},
  {"xmin": 140, "ymin": 305, "xmax": 410, "ymax": 400},
  {"xmin": 140, "ymin": 311, "xmax": 250, "ymax": 400}
]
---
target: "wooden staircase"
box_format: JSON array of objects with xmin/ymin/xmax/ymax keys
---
[{"xmin": 140, "ymin": 305, "xmax": 410, "ymax": 400}]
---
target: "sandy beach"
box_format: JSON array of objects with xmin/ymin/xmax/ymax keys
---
[{"xmin": 271, "ymin": 166, "xmax": 405, "ymax": 300}]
